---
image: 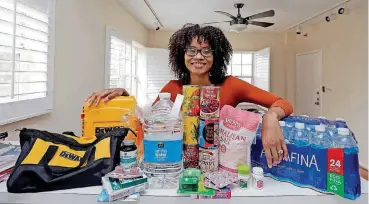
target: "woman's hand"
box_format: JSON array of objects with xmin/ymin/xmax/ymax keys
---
[
  {"xmin": 261, "ymin": 112, "xmax": 288, "ymax": 168},
  {"xmin": 86, "ymin": 88, "xmax": 129, "ymax": 106}
]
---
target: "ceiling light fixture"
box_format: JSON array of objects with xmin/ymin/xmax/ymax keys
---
[
  {"xmin": 144, "ymin": 0, "xmax": 164, "ymax": 29},
  {"xmin": 229, "ymin": 24, "xmax": 247, "ymax": 33}
]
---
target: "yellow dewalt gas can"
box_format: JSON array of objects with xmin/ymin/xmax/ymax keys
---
[{"xmin": 81, "ymin": 96, "xmax": 143, "ymax": 159}]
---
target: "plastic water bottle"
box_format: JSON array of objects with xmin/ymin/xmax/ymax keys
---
[
  {"xmin": 279, "ymin": 121, "xmax": 289, "ymax": 143},
  {"xmin": 335, "ymin": 118, "xmax": 347, "ymax": 128},
  {"xmin": 143, "ymin": 93, "xmax": 183, "ymax": 189},
  {"xmin": 292, "ymin": 122, "xmax": 309, "ymax": 145},
  {"xmin": 333, "ymin": 128, "xmax": 354, "ymax": 148},
  {"xmin": 310, "ymin": 125, "xmax": 331, "ymax": 148},
  {"xmin": 150, "ymin": 93, "xmax": 173, "ymax": 118}
]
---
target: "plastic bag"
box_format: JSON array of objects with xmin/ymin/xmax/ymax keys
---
[{"xmin": 218, "ymin": 105, "xmax": 262, "ymax": 173}]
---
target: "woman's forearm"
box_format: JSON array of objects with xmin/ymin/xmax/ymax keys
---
[{"xmin": 265, "ymin": 107, "xmax": 286, "ymax": 120}]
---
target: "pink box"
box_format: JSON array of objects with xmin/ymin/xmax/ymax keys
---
[{"xmin": 191, "ymin": 187, "xmax": 231, "ymax": 199}]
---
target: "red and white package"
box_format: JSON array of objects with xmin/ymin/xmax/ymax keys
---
[{"xmin": 218, "ymin": 105, "xmax": 262, "ymax": 173}]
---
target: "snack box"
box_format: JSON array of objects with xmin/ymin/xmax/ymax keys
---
[
  {"xmin": 102, "ymin": 174, "xmax": 148, "ymax": 194},
  {"xmin": 97, "ymin": 184, "xmax": 147, "ymax": 202},
  {"xmin": 191, "ymin": 187, "xmax": 231, "ymax": 199}
]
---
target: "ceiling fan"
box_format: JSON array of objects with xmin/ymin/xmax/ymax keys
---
[{"xmin": 203, "ymin": 3, "xmax": 275, "ymax": 33}]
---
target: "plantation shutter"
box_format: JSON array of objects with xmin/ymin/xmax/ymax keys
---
[
  {"xmin": 146, "ymin": 48, "xmax": 174, "ymax": 103},
  {"xmin": 0, "ymin": 0, "xmax": 55, "ymax": 125},
  {"xmin": 254, "ymin": 47, "xmax": 270, "ymax": 92}
]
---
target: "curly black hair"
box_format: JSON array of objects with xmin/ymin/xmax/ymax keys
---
[{"xmin": 168, "ymin": 24, "xmax": 233, "ymax": 85}]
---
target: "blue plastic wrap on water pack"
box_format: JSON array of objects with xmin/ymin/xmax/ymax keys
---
[{"xmin": 251, "ymin": 116, "xmax": 361, "ymax": 200}]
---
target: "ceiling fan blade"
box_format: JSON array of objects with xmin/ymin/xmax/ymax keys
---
[
  {"xmin": 215, "ymin": 11, "xmax": 236, "ymax": 20},
  {"xmin": 245, "ymin": 10, "xmax": 275, "ymax": 20},
  {"xmin": 248, "ymin": 21, "xmax": 274, "ymax": 28},
  {"xmin": 202, "ymin": 21, "xmax": 232, "ymax": 25}
]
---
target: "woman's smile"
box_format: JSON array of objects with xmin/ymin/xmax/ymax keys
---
[{"xmin": 191, "ymin": 61, "xmax": 207, "ymax": 69}]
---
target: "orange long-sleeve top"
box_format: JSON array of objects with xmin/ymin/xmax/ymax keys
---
[{"xmin": 157, "ymin": 76, "xmax": 293, "ymax": 115}]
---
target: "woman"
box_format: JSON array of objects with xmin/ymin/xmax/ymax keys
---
[{"xmin": 87, "ymin": 24, "xmax": 293, "ymax": 168}]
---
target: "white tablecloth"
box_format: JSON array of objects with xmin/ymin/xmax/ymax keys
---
[{"xmin": 0, "ymin": 177, "xmax": 367, "ymax": 204}]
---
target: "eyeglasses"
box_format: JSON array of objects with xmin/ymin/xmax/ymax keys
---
[{"xmin": 185, "ymin": 47, "xmax": 213, "ymax": 57}]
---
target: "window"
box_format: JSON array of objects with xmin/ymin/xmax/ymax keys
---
[
  {"xmin": 105, "ymin": 27, "xmax": 138, "ymax": 99},
  {"xmin": 227, "ymin": 48, "xmax": 270, "ymax": 92},
  {"xmin": 227, "ymin": 52, "xmax": 253, "ymax": 84},
  {"xmin": 0, "ymin": 0, "xmax": 55, "ymax": 125}
]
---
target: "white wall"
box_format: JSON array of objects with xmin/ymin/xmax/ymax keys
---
[
  {"xmin": 285, "ymin": 4, "xmax": 368, "ymax": 164},
  {"xmin": 0, "ymin": 0, "xmax": 148, "ymax": 139}
]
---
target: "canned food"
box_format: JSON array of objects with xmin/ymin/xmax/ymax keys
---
[
  {"xmin": 199, "ymin": 119, "xmax": 219, "ymax": 148},
  {"xmin": 182, "ymin": 85, "xmax": 201, "ymax": 116},
  {"xmin": 199, "ymin": 147, "xmax": 219, "ymax": 173},
  {"xmin": 183, "ymin": 144, "xmax": 199, "ymax": 169},
  {"xmin": 200, "ymin": 86, "xmax": 220, "ymax": 119},
  {"xmin": 183, "ymin": 116, "xmax": 199, "ymax": 145}
]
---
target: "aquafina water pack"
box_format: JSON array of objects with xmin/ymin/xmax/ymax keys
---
[{"xmin": 251, "ymin": 115, "xmax": 360, "ymax": 200}]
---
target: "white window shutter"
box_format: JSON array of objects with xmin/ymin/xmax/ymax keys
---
[
  {"xmin": 254, "ymin": 47, "xmax": 270, "ymax": 92},
  {"xmin": 0, "ymin": 0, "xmax": 55, "ymax": 125},
  {"xmin": 146, "ymin": 48, "xmax": 174, "ymax": 103}
]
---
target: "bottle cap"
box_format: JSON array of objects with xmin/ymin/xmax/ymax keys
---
[
  {"xmin": 315, "ymin": 125, "xmax": 325, "ymax": 132},
  {"xmin": 295, "ymin": 122, "xmax": 305, "ymax": 129},
  {"xmin": 159, "ymin": 93, "xmax": 171, "ymax": 99},
  {"xmin": 238, "ymin": 165, "xmax": 250, "ymax": 175},
  {"xmin": 279, "ymin": 121, "xmax": 285, "ymax": 126},
  {"xmin": 336, "ymin": 118, "xmax": 345, "ymax": 122},
  {"xmin": 337, "ymin": 128, "xmax": 350, "ymax": 136},
  {"xmin": 252, "ymin": 167, "xmax": 264, "ymax": 175},
  {"xmin": 123, "ymin": 140, "xmax": 135, "ymax": 145}
]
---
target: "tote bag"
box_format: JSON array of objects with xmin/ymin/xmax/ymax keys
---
[{"xmin": 7, "ymin": 127, "xmax": 133, "ymax": 193}]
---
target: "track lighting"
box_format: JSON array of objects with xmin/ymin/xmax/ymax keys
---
[
  {"xmin": 296, "ymin": 25, "xmax": 301, "ymax": 35},
  {"xmin": 338, "ymin": 7, "xmax": 345, "ymax": 15},
  {"xmin": 325, "ymin": 16, "xmax": 331, "ymax": 22},
  {"xmin": 154, "ymin": 21, "xmax": 161, "ymax": 31},
  {"xmin": 325, "ymin": 13, "xmax": 337, "ymax": 23}
]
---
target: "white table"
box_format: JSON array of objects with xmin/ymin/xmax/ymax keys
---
[{"xmin": 0, "ymin": 177, "xmax": 367, "ymax": 204}]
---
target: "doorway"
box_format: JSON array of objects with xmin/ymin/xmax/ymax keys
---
[{"xmin": 296, "ymin": 50, "xmax": 323, "ymax": 117}]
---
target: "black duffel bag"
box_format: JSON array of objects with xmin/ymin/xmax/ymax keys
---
[{"xmin": 7, "ymin": 127, "xmax": 133, "ymax": 193}]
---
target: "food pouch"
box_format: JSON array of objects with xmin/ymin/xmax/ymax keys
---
[{"xmin": 218, "ymin": 105, "xmax": 262, "ymax": 173}]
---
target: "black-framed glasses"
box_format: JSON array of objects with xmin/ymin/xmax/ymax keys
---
[{"xmin": 185, "ymin": 47, "xmax": 213, "ymax": 57}]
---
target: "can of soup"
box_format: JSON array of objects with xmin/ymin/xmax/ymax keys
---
[
  {"xmin": 199, "ymin": 147, "xmax": 219, "ymax": 173},
  {"xmin": 182, "ymin": 85, "xmax": 201, "ymax": 116},
  {"xmin": 200, "ymin": 86, "xmax": 220, "ymax": 119},
  {"xmin": 183, "ymin": 144, "xmax": 199, "ymax": 169},
  {"xmin": 199, "ymin": 119, "xmax": 219, "ymax": 148},
  {"xmin": 183, "ymin": 116, "xmax": 199, "ymax": 145}
]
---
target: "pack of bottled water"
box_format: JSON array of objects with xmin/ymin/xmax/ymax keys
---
[{"xmin": 251, "ymin": 115, "xmax": 361, "ymax": 200}]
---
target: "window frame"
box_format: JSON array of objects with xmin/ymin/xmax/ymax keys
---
[
  {"xmin": 104, "ymin": 26, "xmax": 139, "ymax": 98},
  {"xmin": 228, "ymin": 51, "xmax": 255, "ymax": 84},
  {"xmin": 0, "ymin": 0, "xmax": 55, "ymax": 125}
]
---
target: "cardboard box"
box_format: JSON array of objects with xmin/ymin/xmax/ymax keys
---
[{"xmin": 191, "ymin": 187, "xmax": 231, "ymax": 199}]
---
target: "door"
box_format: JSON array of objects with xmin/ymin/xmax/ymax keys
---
[{"xmin": 296, "ymin": 50, "xmax": 322, "ymax": 117}]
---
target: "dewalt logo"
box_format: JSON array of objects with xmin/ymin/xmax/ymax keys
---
[
  {"xmin": 60, "ymin": 151, "xmax": 81, "ymax": 162},
  {"xmin": 95, "ymin": 126, "xmax": 124, "ymax": 134}
]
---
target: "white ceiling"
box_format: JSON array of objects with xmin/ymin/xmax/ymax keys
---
[{"xmin": 120, "ymin": 0, "xmax": 365, "ymax": 33}]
